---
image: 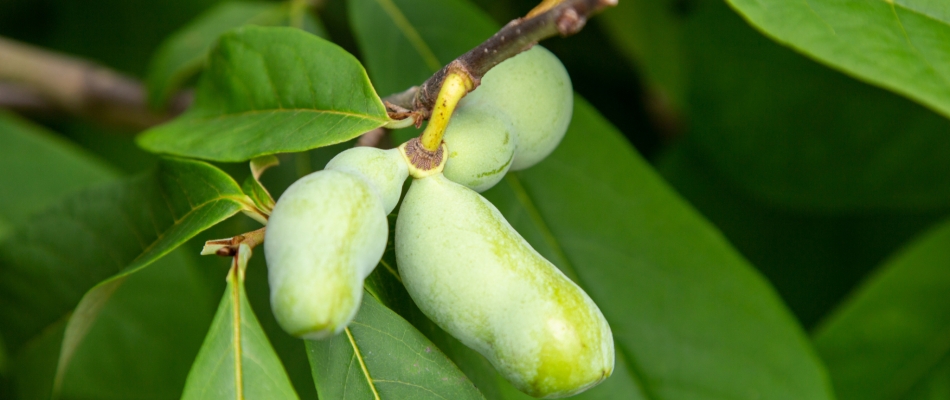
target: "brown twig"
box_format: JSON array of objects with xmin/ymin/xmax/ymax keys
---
[
  {"xmin": 0, "ymin": 36, "xmax": 190, "ymax": 130},
  {"xmin": 202, "ymin": 227, "xmax": 267, "ymax": 257},
  {"xmin": 385, "ymin": 0, "xmax": 616, "ymax": 113}
]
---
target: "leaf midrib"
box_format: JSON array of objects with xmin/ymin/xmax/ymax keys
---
[{"xmin": 186, "ymin": 108, "xmax": 390, "ymax": 124}]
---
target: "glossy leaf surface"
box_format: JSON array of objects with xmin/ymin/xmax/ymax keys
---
[
  {"xmin": 138, "ymin": 26, "xmax": 389, "ymax": 161},
  {"xmin": 814, "ymin": 218, "xmax": 950, "ymax": 400},
  {"xmin": 306, "ymin": 290, "xmax": 484, "ymax": 400},
  {"xmin": 0, "ymin": 158, "xmax": 247, "ymax": 363},
  {"xmin": 146, "ymin": 1, "xmax": 326, "ymax": 107},
  {"xmin": 350, "ymin": 0, "xmax": 836, "ymax": 398},
  {"xmin": 726, "ymin": 0, "xmax": 950, "ymax": 120},
  {"xmin": 182, "ymin": 246, "xmax": 298, "ymax": 400}
]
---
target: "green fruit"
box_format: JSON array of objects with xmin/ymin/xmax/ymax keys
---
[
  {"xmin": 325, "ymin": 147, "xmax": 409, "ymax": 213},
  {"xmin": 442, "ymin": 105, "xmax": 516, "ymax": 192},
  {"xmin": 264, "ymin": 169, "xmax": 387, "ymax": 340},
  {"xmin": 462, "ymin": 46, "xmax": 573, "ymax": 171},
  {"xmin": 395, "ymin": 174, "xmax": 613, "ymax": 398}
]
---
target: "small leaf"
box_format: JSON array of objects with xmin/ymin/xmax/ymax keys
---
[
  {"xmin": 146, "ymin": 1, "xmax": 327, "ymax": 108},
  {"xmin": 242, "ymin": 155, "xmax": 279, "ymax": 214},
  {"xmin": 814, "ymin": 218, "xmax": 950, "ymax": 400},
  {"xmin": 138, "ymin": 26, "xmax": 390, "ymax": 162},
  {"xmin": 182, "ymin": 245, "xmax": 298, "ymax": 400},
  {"xmin": 306, "ymin": 290, "xmax": 485, "ymax": 400},
  {"xmin": 726, "ymin": 0, "xmax": 950, "ymax": 120},
  {"xmin": 0, "ymin": 157, "xmax": 247, "ymax": 392}
]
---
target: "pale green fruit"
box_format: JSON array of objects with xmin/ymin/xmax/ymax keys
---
[
  {"xmin": 264, "ymin": 169, "xmax": 387, "ymax": 340},
  {"xmin": 462, "ymin": 46, "xmax": 573, "ymax": 171},
  {"xmin": 395, "ymin": 174, "xmax": 613, "ymax": 398},
  {"xmin": 442, "ymin": 105, "xmax": 516, "ymax": 192},
  {"xmin": 325, "ymin": 147, "xmax": 409, "ymax": 213}
]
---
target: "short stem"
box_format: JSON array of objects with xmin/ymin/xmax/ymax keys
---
[
  {"xmin": 202, "ymin": 227, "xmax": 266, "ymax": 257},
  {"xmin": 418, "ymin": 68, "xmax": 474, "ymax": 151}
]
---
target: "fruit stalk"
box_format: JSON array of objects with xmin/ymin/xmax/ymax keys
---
[
  {"xmin": 395, "ymin": 0, "xmax": 616, "ymax": 112},
  {"xmin": 419, "ymin": 68, "xmax": 474, "ymax": 152}
]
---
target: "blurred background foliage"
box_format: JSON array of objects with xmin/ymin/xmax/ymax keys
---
[{"xmin": 1, "ymin": 0, "xmax": 948, "ymax": 397}]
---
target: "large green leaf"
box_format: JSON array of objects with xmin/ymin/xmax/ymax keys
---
[
  {"xmin": 602, "ymin": 0, "xmax": 950, "ymax": 212},
  {"xmin": 0, "ymin": 111, "xmax": 115, "ymax": 228},
  {"xmin": 182, "ymin": 245, "xmax": 298, "ymax": 400},
  {"xmin": 0, "ymin": 157, "xmax": 249, "ymax": 395},
  {"xmin": 655, "ymin": 144, "xmax": 949, "ymax": 328},
  {"xmin": 306, "ymin": 289, "xmax": 484, "ymax": 400},
  {"xmin": 349, "ymin": 0, "xmax": 836, "ymax": 398},
  {"xmin": 725, "ymin": 0, "xmax": 950, "ymax": 120},
  {"xmin": 146, "ymin": 1, "xmax": 326, "ymax": 108},
  {"xmin": 137, "ymin": 26, "xmax": 389, "ymax": 162},
  {"xmin": 813, "ymin": 218, "xmax": 950, "ymax": 400},
  {"xmin": 54, "ymin": 251, "xmax": 218, "ymax": 399}
]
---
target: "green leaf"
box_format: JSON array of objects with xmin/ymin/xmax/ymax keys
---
[
  {"xmin": 146, "ymin": 1, "xmax": 327, "ymax": 108},
  {"xmin": 725, "ymin": 0, "xmax": 950, "ymax": 120},
  {"xmin": 0, "ymin": 157, "xmax": 247, "ymax": 389},
  {"xmin": 347, "ymin": 0, "xmax": 497, "ymax": 97},
  {"xmin": 349, "ymin": 0, "xmax": 836, "ymax": 397},
  {"xmin": 137, "ymin": 26, "xmax": 389, "ymax": 162},
  {"xmin": 0, "ymin": 111, "xmax": 115, "ymax": 228},
  {"xmin": 53, "ymin": 251, "xmax": 218, "ymax": 399},
  {"xmin": 598, "ymin": 0, "xmax": 687, "ymax": 110},
  {"xmin": 306, "ymin": 290, "xmax": 485, "ymax": 400},
  {"xmin": 655, "ymin": 144, "xmax": 949, "ymax": 328},
  {"xmin": 182, "ymin": 245, "xmax": 298, "ymax": 399},
  {"xmin": 813, "ymin": 218, "xmax": 950, "ymax": 400},
  {"xmin": 605, "ymin": 0, "xmax": 950, "ymax": 212}
]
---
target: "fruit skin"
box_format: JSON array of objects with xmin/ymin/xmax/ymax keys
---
[
  {"xmin": 442, "ymin": 105, "xmax": 516, "ymax": 192},
  {"xmin": 325, "ymin": 147, "xmax": 408, "ymax": 214},
  {"xmin": 395, "ymin": 174, "xmax": 613, "ymax": 398},
  {"xmin": 461, "ymin": 46, "xmax": 573, "ymax": 171},
  {"xmin": 264, "ymin": 169, "xmax": 387, "ymax": 340}
]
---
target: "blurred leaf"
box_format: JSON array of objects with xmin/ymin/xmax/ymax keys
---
[
  {"xmin": 813, "ymin": 218, "xmax": 950, "ymax": 400},
  {"xmin": 350, "ymin": 0, "xmax": 836, "ymax": 397},
  {"xmin": 598, "ymin": 0, "xmax": 687, "ymax": 110},
  {"xmin": 655, "ymin": 144, "xmax": 950, "ymax": 328},
  {"xmin": 347, "ymin": 0, "xmax": 497, "ymax": 97},
  {"xmin": 0, "ymin": 157, "xmax": 248, "ymax": 395},
  {"xmin": 685, "ymin": 0, "xmax": 950, "ymax": 212},
  {"xmin": 146, "ymin": 1, "xmax": 327, "ymax": 108},
  {"xmin": 306, "ymin": 290, "xmax": 484, "ymax": 399},
  {"xmin": 0, "ymin": 111, "xmax": 115, "ymax": 228},
  {"xmin": 55, "ymin": 251, "xmax": 217, "ymax": 399},
  {"xmin": 137, "ymin": 26, "xmax": 389, "ymax": 162},
  {"xmin": 725, "ymin": 0, "xmax": 950, "ymax": 120},
  {"xmin": 182, "ymin": 245, "xmax": 298, "ymax": 400}
]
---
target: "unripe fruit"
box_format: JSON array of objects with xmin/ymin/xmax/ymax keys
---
[
  {"xmin": 325, "ymin": 147, "xmax": 409, "ymax": 214},
  {"xmin": 442, "ymin": 105, "xmax": 516, "ymax": 192},
  {"xmin": 264, "ymin": 169, "xmax": 387, "ymax": 340},
  {"xmin": 461, "ymin": 46, "xmax": 573, "ymax": 171},
  {"xmin": 395, "ymin": 174, "xmax": 613, "ymax": 398}
]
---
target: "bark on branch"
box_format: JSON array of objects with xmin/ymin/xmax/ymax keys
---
[{"xmin": 385, "ymin": 0, "xmax": 617, "ymax": 115}]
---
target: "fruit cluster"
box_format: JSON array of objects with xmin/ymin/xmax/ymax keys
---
[{"xmin": 264, "ymin": 47, "xmax": 614, "ymax": 398}]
